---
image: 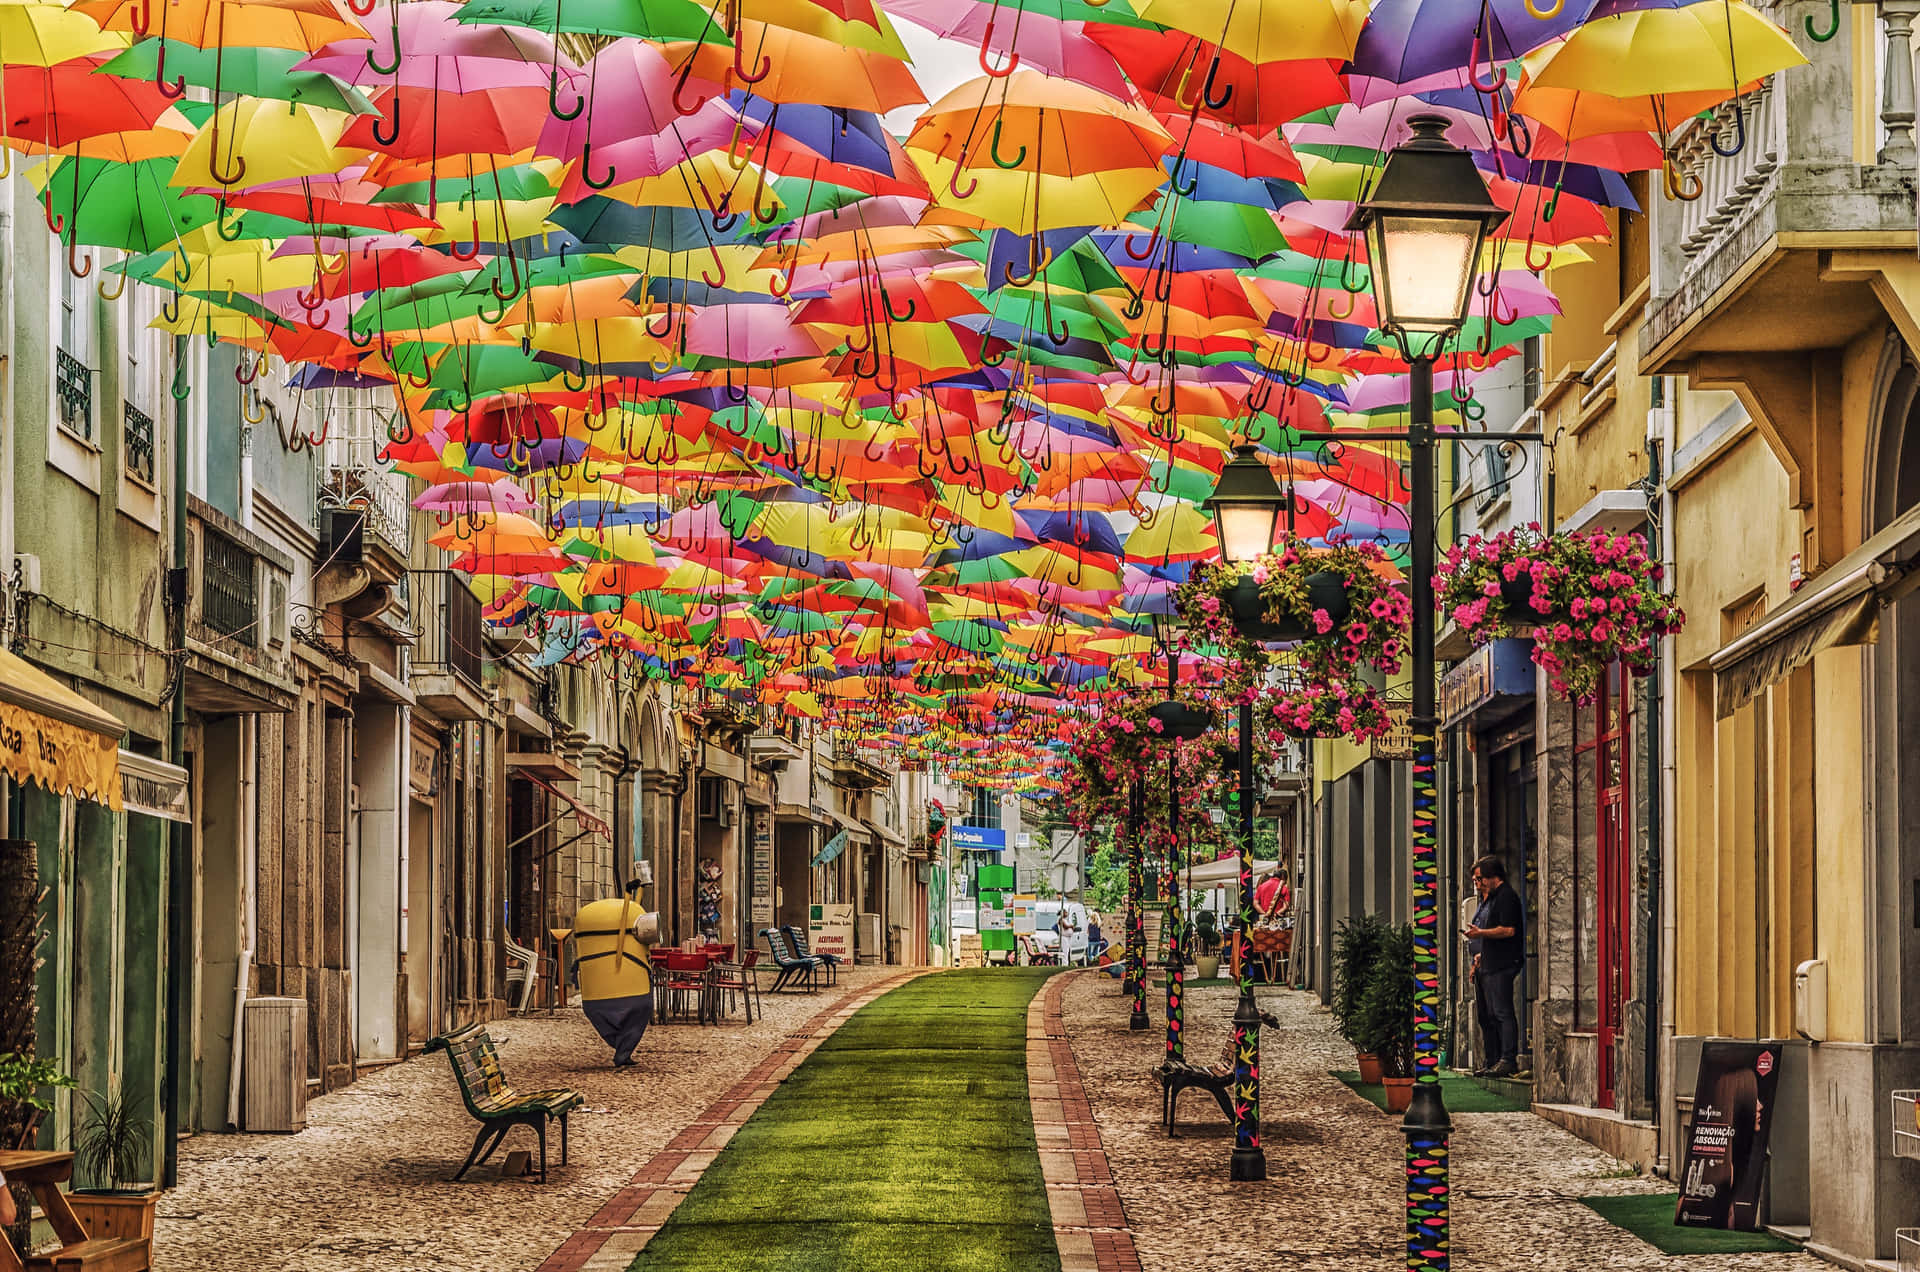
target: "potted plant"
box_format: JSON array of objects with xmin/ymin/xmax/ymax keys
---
[
  {"xmin": 68, "ymin": 1090, "xmax": 159, "ymax": 1244},
  {"xmin": 1332, "ymin": 914, "xmax": 1387, "ymax": 1082},
  {"xmin": 0, "ymin": 1052, "xmax": 73, "ymax": 1150},
  {"xmin": 1193, "ymin": 910, "xmax": 1223, "ymax": 979},
  {"xmin": 1358, "ymin": 925, "xmax": 1418, "ymax": 1112}
]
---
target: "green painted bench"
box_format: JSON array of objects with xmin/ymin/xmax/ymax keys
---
[{"xmin": 426, "ymin": 1024, "xmax": 583, "ymax": 1183}]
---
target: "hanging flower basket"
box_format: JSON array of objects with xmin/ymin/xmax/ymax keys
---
[
  {"xmin": 1148, "ymin": 699, "xmax": 1213, "ymax": 741},
  {"xmin": 1257, "ymin": 677, "xmax": 1394, "ymax": 744},
  {"xmin": 1176, "ymin": 539, "xmax": 1409, "ymax": 676},
  {"xmin": 1437, "ymin": 524, "xmax": 1687, "ymax": 703}
]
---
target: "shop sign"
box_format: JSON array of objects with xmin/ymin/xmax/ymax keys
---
[
  {"xmin": 119, "ymin": 751, "xmax": 189, "ymax": 823},
  {"xmin": 952, "ymin": 823, "xmax": 1005, "ymax": 851},
  {"xmin": 955, "ymin": 932, "xmax": 984, "ymax": 967},
  {"xmin": 1675, "ymin": 1041, "xmax": 1783, "ymax": 1231},
  {"xmin": 1441, "ymin": 638, "xmax": 1537, "ymax": 728},
  {"xmin": 808, "ymin": 902, "xmax": 855, "ymax": 961},
  {"xmin": 1370, "ymin": 704, "xmax": 1444, "ymax": 762},
  {"xmin": 751, "ymin": 809, "xmax": 774, "ymax": 926},
  {"xmin": 409, "ymin": 744, "xmax": 438, "ymax": 797}
]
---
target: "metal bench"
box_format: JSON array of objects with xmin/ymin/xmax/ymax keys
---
[
  {"xmin": 1157, "ymin": 1009, "xmax": 1279, "ymax": 1136},
  {"xmin": 760, "ymin": 927, "xmax": 821, "ymax": 992},
  {"xmin": 783, "ymin": 925, "xmax": 840, "ymax": 986},
  {"xmin": 426, "ymin": 1025, "xmax": 582, "ymax": 1182}
]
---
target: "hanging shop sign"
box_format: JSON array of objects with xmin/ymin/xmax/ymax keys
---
[
  {"xmin": 952, "ymin": 823, "xmax": 1006, "ymax": 851},
  {"xmin": 1675, "ymin": 1041, "xmax": 1784, "ymax": 1231},
  {"xmin": 1370, "ymin": 702, "xmax": 1447, "ymax": 763},
  {"xmin": 1440, "ymin": 638, "xmax": 1538, "ymax": 729},
  {"xmin": 118, "ymin": 751, "xmax": 189, "ymax": 823},
  {"xmin": 751, "ymin": 809, "xmax": 774, "ymax": 927}
]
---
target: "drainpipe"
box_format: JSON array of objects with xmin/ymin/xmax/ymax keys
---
[
  {"xmin": 1654, "ymin": 389, "xmax": 1679, "ymax": 1177},
  {"xmin": 162, "ymin": 334, "xmax": 190, "ymax": 1188},
  {"xmin": 1644, "ymin": 436, "xmax": 1664, "ymax": 1133}
]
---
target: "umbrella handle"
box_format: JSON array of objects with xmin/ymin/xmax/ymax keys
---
[
  {"xmin": 1123, "ymin": 226, "xmax": 1160, "ymax": 261},
  {"xmin": 96, "ymin": 269, "xmax": 127, "ymax": 303},
  {"xmin": 672, "ymin": 55, "xmax": 707, "ymax": 116},
  {"xmin": 372, "ymin": 95, "xmax": 402, "ymax": 146},
  {"xmin": 1711, "ymin": 105, "xmax": 1746, "ymax": 159},
  {"xmin": 1168, "ymin": 160, "xmax": 1198, "ymax": 198},
  {"xmin": 42, "ymin": 192, "xmax": 63, "ymax": 236},
  {"xmin": 367, "ymin": 23, "xmax": 402, "ymax": 76},
  {"xmin": 235, "ymin": 352, "xmax": 263, "ymax": 385},
  {"xmin": 66, "ymin": 244, "xmax": 92, "ymax": 281},
  {"xmin": 348, "ymin": 0, "xmax": 377, "ymax": 13},
  {"xmin": 702, "ymin": 243, "xmax": 728, "ymax": 288},
  {"xmin": 153, "ymin": 42, "xmax": 187, "ymax": 98},
  {"xmin": 305, "ymin": 305, "xmax": 332, "ymax": 332},
  {"xmin": 1121, "ymin": 286, "xmax": 1145, "ymax": 321},
  {"xmin": 948, "ymin": 165, "xmax": 979, "ymax": 200},
  {"xmin": 1327, "ymin": 289, "xmax": 1356, "ymax": 320},
  {"xmin": 733, "ymin": 42, "xmax": 772, "ymax": 84},
  {"xmin": 1492, "ymin": 288, "xmax": 1519, "ymax": 327},
  {"xmin": 769, "ymin": 264, "xmax": 794, "ymax": 299},
  {"xmin": 215, "ymin": 205, "xmax": 247, "ymax": 241},
  {"xmin": 977, "ymin": 21, "xmax": 1020, "ymax": 78},
  {"xmin": 1663, "ymin": 157, "xmax": 1703, "ymax": 202},
  {"xmin": 171, "ymin": 357, "xmax": 191, "ymax": 401},
  {"xmin": 448, "ymin": 222, "xmax": 482, "ymax": 260},
  {"xmin": 646, "ymin": 305, "xmax": 677, "ymax": 339},
  {"xmin": 242, "ymin": 388, "xmax": 267, "ymax": 426},
  {"xmin": 752, "ymin": 171, "xmax": 780, "ymax": 225},
  {"xmin": 882, "ymin": 286, "xmax": 916, "ymax": 323},
  {"xmin": 1806, "ymin": 0, "xmax": 1840, "ymax": 40},
  {"xmin": 1467, "ymin": 31, "xmax": 1508, "ymax": 94},
  {"xmin": 491, "ymin": 250, "xmax": 524, "ymax": 302},
  {"xmin": 989, "ymin": 120, "xmax": 1026, "ymax": 169},
  {"xmin": 476, "ymin": 293, "xmax": 507, "ymax": 325},
  {"xmin": 347, "ymin": 322, "xmax": 375, "ymax": 349},
  {"xmin": 1523, "ymin": 237, "xmax": 1554, "ymax": 273},
  {"xmin": 1524, "ymin": 0, "xmax": 1563, "ymax": 14},
  {"xmin": 1199, "ymin": 56, "xmax": 1233, "ymax": 111},
  {"xmin": 548, "ymin": 70, "xmax": 586, "ymax": 121}
]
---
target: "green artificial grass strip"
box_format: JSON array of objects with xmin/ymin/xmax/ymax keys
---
[
  {"xmin": 1331, "ymin": 1070, "xmax": 1533, "ymax": 1113},
  {"xmin": 1579, "ymin": 1193, "xmax": 1801, "ymax": 1254},
  {"xmin": 630, "ymin": 969, "xmax": 1062, "ymax": 1272}
]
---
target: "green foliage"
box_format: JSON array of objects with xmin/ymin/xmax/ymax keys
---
[
  {"xmin": 1356, "ymin": 924, "xmax": 1417, "ymax": 1079},
  {"xmin": 75, "ymin": 1089, "xmax": 151, "ymax": 1191},
  {"xmin": 0, "ymin": 1053, "xmax": 72, "ymax": 1115},
  {"xmin": 1081, "ymin": 827, "xmax": 1126, "ymax": 913},
  {"xmin": 1331, "ymin": 914, "xmax": 1388, "ymax": 1049},
  {"xmin": 1192, "ymin": 909, "xmax": 1222, "ymax": 957}
]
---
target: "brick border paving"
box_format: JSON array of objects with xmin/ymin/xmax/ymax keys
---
[
  {"xmin": 534, "ymin": 971, "xmax": 923, "ymax": 1272},
  {"xmin": 1031, "ymin": 970, "xmax": 1143, "ymax": 1272}
]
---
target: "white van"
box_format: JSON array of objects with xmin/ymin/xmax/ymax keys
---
[{"xmin": 1031, "ymin": 900, "xmax": 1089, "ymax": 964}]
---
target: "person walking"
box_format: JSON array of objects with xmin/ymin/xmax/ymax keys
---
[
  {"xmin": 1465, "ymin": 855, "xmax": 1526, "ymax": 1078},
  {"xmin": 1084, "ymin": 913, "xmax": 1105, "ymax": 966}
]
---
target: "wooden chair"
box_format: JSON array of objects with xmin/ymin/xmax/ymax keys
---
[
  {"xmin": 0, "ymin": 1151, "xmax": 149, "ymax": 1272},
  {"xmin": 426, "ymin": 1026, "xmax": 582, "ymax": 1182}
]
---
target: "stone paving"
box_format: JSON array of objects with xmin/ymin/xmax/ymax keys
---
[
  {"xmin": 1059, "ymin": 971, "xmax": 1832, "ymax": 1272},
  {"xmin": 153, "ymin": 965, "xmax": 896, "ymax": 1272}
]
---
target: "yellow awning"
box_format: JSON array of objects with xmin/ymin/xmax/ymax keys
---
[{"xmin": 0, "ymin": 649, "xmax": 125, "ymax": 810}]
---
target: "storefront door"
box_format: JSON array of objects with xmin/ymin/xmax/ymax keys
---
[{"xmin": 1587, "ymin": 664, "xmax": 1632, "ymax": 1109}]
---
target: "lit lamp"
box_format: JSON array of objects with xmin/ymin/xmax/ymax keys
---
[
  {"xmin": 1201, "ymin": 444, "xmax": 1288, "ymax": 565},
  {"xmin": 1348, "ymin": 113, "xmax": 1507, "ymax": 1272}
]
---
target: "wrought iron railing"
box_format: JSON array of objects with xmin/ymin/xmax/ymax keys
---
[
  {"xmin": 317, "ymin": 398, "xmax": 412, "ymax": 556},
  {"xmin": 201, "ymin": 526, "xmax": 259, "ymax": 647},
  {"xmin": 123, "ymin": 402, "xmax": 155, "ymax": 485},
  {"xmin": 56, "ymin": 348, "xmax": 93, "ymax": 441},
  {"xmin": 408, "ymin": 569, "xmax": 485, "ymax": 687}
]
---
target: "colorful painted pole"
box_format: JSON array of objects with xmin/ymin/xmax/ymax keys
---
[
  {"xmin": 1402, "ymin": 355, "xmax": 1450, "ymax": 1269},
  {"xmin": 1229, "ymin": 698, "xmax": 1265, "ymax": 1180},
  {"xmin": 1127, "ymin": 780, "xmax": 1149, "ymax": 1030},
  {"xmin": 1163, "ymin": 744, "xmax": 1184, "ymax": 1062}
]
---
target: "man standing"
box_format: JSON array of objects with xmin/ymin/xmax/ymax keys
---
[
  {"xmin": 1464, "ymin": 855, "xmax": 1526, "ymax": 1078},
  {"xmin": 573, "ymin": 880, "xmax": 658, "ymax": 1068}
]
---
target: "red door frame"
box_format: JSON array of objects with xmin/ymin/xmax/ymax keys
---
[{"xmin": 1585, "ymin": 664, "xmax": 1632, "ymax": 1109}]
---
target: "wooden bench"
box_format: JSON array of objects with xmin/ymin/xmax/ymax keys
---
[
  {"xmin": 0, "ymin": 1151, "xmax": 149, "ymax": 1272},
  {"xmin": 426, "ymin": 1026, "xmax": 582, "ymax": 1183},
  {"xmin": 1157, "ymin": 1009, "xmax": 1279, "ymax": 1136}
]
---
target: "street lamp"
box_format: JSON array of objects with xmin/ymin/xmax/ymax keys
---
[
  {"xmin": 1199, "ymin": 444, "xmax": 1288, "ymax": 1184},
  {"xmin": 1146, "ymin": 609, "xmax": 1202, "ymax": 1066},
  {"xmin": 1346, "ymin": 113, "xmax": 1507, "ymax": 1272}
]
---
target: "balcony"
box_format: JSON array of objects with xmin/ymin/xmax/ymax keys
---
[
  {"xmin": 407, "ymin": 569, "xmax": 489, "ymax": 721},
  {"xmin": 316, "ymin": 400, "xmax": 411, "ymax": 573},
  {"xmin": 829, "ymin": 746, "xmax": 891, "ymax": 792},
  {"xmin": 56, "ymin": 348, "xmax": 93, "ymax": 441},
  {"xmin": 184, "ymin": 498, "xmax": 298, "ymax": 713},
  {"xmin": 123, "ymin": 402, "xmax": 155, "ymax": 485},
  {"xmin": 1641, "ymin": 3, "xmax": 1917, "ymax": 366}
]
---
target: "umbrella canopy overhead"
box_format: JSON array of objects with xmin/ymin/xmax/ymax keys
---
[{"xmin": 0, "ymin": 0, "xmax": 1807, "ymax": 790}]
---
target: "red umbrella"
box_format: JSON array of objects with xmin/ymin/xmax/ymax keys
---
[
  {"xmin": 1084, "ymin": 27, "xmax": 1347, "ymax": 132},
  {"xmin": 1, "ymin": 58, "xmax": 178, "ymax": 150},
  {"xmin": 342, "ymin": 84, "xmax": 550, "ymax": 159}
]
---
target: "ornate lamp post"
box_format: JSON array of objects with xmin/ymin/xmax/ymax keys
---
[
  {"xmin": 1200, "ymin": 443, "xmax": 1290, "ymax": 1183},
  {"xmin": 1345, "ymin": 115, "xmax": 1509, "ymax": 1272}
]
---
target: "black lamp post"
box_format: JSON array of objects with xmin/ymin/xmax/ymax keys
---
[
  {"xmin": 1200, "ymin": 442, "xmax": 1291, "ymax": 1183},
  {"xmin": 1147, "ymin": 610, "xmax": 1204, "ymax": 1065},
  {"xmin": 1345, "ymin": 115, "xmax": 1509, "ymax": 1272}
]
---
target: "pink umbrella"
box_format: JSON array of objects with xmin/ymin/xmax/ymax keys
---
[
  {"xmin": 682, "ymin": 307, "xmax": 830, "ymax": 361},
  {"xmin": 417, "ymin": 480, "xmax": 536, "ymax": 514},
  {"xmin": 301, "ymin": 1, "xmax": 565, "ymax": 86},
  {"xmin": 886, "ymin": 0, "xmax": 1132, "ymax": 98},
  {"xmin": 537, "ymin": 39, "xmax": 733, "ymax": 169}
]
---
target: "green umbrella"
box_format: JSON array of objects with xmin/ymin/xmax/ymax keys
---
[
  {"xmin": 102, "ymin": 40, "xmax": 377, "ymax": 115},
  {"xmin": 41, "ymin": 157, "xmax": 220, "ymax": 252},
  {"xmin": 1125, "ymin": 200, "xmax": 1289, "ymax": 260},
  {"xmin": 458, "ymin": 0, "xmax": 730, "ymax": 44}
]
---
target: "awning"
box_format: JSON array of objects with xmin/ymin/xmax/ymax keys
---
[
  {"xmin": 120, "ymin": 752, "xmax": 189, "ymax": 822},
  {"xmin": 831, "ymin": 808, "xmax": 873, "ymax": 845},
  {"xmin": 0, "ymin": 649, "xmax": 124, "ymax": 810},
  {"xmin": 863, "ymin": 818, "xmax": 907, "ymax": 849},
  {"xmin": 1711, "ymin": 503, "xmax": 1920, "ymax": 718},
  {"xmin": 515, "ymin": 770, "xmax": 611, "ymax": 838},
  {"xmin": 1187, "ymin": 855, "xmax": 1279, "ymax": 887}
]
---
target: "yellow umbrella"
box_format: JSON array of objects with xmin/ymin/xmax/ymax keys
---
[
  {"xmin": 0, "ymin": 2, "xmax": 128, "ymax": 65},
  {"xmin": 1521, "ymin": 1, "xmax": 1806, "ymax": 97},
  {"xmin": 1133, "ymin": 0, "xmax": 1369, "ymax": 63},
  {"xmin": 74, "ymin": 0, "xmax": 367, "ymax": 52},
  {"xmin": 911, "ymin": 152, "xmax": 1166, "ymax": 234},
  {"xmin": 172, "ymin": 100, "xmax": 359, "ymax": 190}
]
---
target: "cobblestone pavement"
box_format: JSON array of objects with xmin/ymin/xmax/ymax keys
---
[
  {"xmin": 1060, "ymin": 972, "xmax": 1831, "ymax": 1272},
  {"xmin": 155, "ymin": 966, "xmax": 894, "ymax": 1272}
]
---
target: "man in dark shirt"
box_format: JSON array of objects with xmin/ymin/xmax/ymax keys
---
[{"xmin": 1465, "ymin": 855, "xmax": 1526, "ymax": 1077}]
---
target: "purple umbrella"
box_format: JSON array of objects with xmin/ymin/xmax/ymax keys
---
[{"xmin": 1348, "ymin": 0, "xmax": 1592, "ymax": 88}]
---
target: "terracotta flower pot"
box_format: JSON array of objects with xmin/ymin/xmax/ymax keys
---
[
  {"xmin": 1383, "ymin": 1075, "xmax": 1415, "ymax": 1113},
  {"xmin": 1357, "ymin": 1052, "xmax": 1384, "ymax": 1085}
]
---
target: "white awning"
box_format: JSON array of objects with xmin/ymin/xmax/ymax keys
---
[
  {"xmin": 1711, "ymin": 503, "xmax": 1920, "ymax": 718},
  {"xmin": 1186, "ymin": 855, "xmax": 1279, "ymax": 887}
]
